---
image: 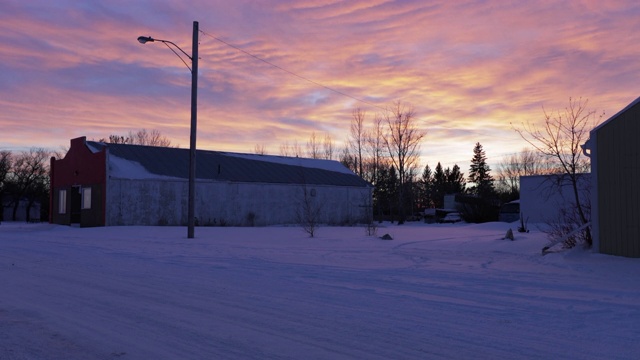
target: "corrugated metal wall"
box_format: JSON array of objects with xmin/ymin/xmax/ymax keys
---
[
  {"xmin": 105, "ymin": 178, "xmax": 372, "ymax": 227},
  {"xmin": 596, "ymin": 102, "xmax": 640, "ymax": 257}
]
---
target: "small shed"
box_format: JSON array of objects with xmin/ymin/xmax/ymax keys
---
[
  {"xmin": 50, "ymin": 137, "xmax": 372, "ymax": 227},
  {"xmin": 583, "ymin": 97, "xmax": 640, "ymax": 257},
  {"xmin": 519, "ymin": 174, "xmax": 590, "ymax": 224}
]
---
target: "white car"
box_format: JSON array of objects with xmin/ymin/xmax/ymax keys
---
[{"xmin": 441, "ymin": 212, "xmax": 462, "ymax": 223}]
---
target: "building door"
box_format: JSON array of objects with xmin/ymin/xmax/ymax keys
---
[{"xmin": 70, "ymin": 186, "xmax": 81, "ymax": 224}]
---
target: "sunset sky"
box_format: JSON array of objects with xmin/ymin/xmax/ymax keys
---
[{"xmin": 1, "ymin": 0, "xmax": 639, "ymax": 172}]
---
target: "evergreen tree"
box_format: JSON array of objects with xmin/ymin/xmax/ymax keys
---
[
  {"xmin": 373, "ymin": 164, "xmax": 398, "ymax": 221},
  {"xmin": 432, "ymin": 162, "xmax": 446, "ymax": 208},
  {"xmin": 420, "ymin": 164, "xmax": 433, "ymax": 209},
  {"xmin": 468, "ymin": 142, "xmax": 495, "ymax": 198},
  {"xmin": 419, "ymin": 162, "xmax": 466, "ymax": 210},
  {"xmin": 372, "ymin": 166, "xmax": 388, "ymax": 221},
  {"xmin": 446, "ymin": 164, "xmax": 466, "ymax": 195},
  {"xmin": 386, "ymin": 165, "xmax": 399, "ymax": 221}
]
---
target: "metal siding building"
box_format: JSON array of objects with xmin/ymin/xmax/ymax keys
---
[
  {"xmin": 586, "ymin": 97, "xmax": 640, "ymax": 257},
  {"xmin": 50, "ymin": 137, "xmax": 372, "ymax": 227},
  {"xmin": 519, "ymin": 174, "xmax": 590, "ymax": 224}
]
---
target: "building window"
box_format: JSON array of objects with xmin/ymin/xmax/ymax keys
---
[
  {"xmin": 81, "ymin": 187, "xmax": 92, "ymax": 209},
  {"xmin": 58, "ymin": 190, "xmax": 67, "ymax": 214}
]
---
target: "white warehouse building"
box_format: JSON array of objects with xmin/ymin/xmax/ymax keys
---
[{"xmin": 50, "ymin": 137, "xmax": 372, "ymax": 228}]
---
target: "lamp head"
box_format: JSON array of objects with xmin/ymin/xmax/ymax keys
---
[{"xmin": 137, "ymin": 36, "xmax": 155, "ymax": 44}]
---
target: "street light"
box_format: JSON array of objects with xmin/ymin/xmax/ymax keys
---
[{"xmin": 138, "ymin": 21, "xmax": 199, "ymax": 239}]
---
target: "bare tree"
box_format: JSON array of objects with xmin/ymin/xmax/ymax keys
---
[
  {"xmin": 52, "ymin": 148, "xmax": 67, "ymax": 161},
  {"xmin": 306, "ymin": 132, "xmax": 321, "ymax": 159},
  {"xmin": 322, "ymin": 134, "xmax": 334, "ymax": 160},
  {"xmin": 300, "ymin": 132, "xmax": 335, "ymax": 160},
  {"xmin": 496, "ymin": 148, "xmax": 553, "ymax": 197},
  {"xmin": 253, "ymin": 144, "xmax": 267, "ymax": 155},
  {"xmin": 367, "ymin": 114, "xmax": 386, "ymax": 184},
  {"xmin": 384, "ymin": 101, "xmax": 425, "ymax": 224},
  {"xmin": 103, "ymin": 135, "xmax": 128, "ymax": 144},
  {"xmin": 513, "ymin": 97, "xmax": 604, "ymax": 247},
  {"xmin": 366, "ymin": 114, "xmax": 387, "ymax": 220},
  {"xmin": 279, "ymin": 142, "xmax": 291, "ymax": 157},
  {"xmin": 295, "ymin": 168, "xmax": 323, "ymax": 237},
  {"xmin": 296, "ymin": 186, "xmax": 323, "ymax": 237},
  {"xmin": 339, "ymin": 146, "xmax": 356, "ymax": 173},
  {"xmin": 279, "ymin": 140, "xmax": 303, "ymax": 157},
  {"xmin": 99, "ymin": 129, "xmax": 172, "ymax": 147},
  {"xmin": 143, "ymin": 129, "xmax": 172, "ymax": 147},
  {"xmin": 8, "ymin": 148, "xmax": 49, "ymax": 221},
  {"xmin": 0, "ymin": 151, "xmax": 12, "ymax": 221},
  {"xmin": 0, "ymin": 150, "xmax": 11, "ymax": 190},
  {"xmin": 349, "ymin": 108, "xmax": 367, "ymax": 177},
  {"xmin": 362, "ymin": 191, "xmax": 377, "ymax": 236}
]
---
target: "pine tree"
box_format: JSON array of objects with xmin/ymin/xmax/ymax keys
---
[
  {"xmin": 432, "ymin": 162, "xmax": 446, "ymax": 208},
  {"xmin": 420, "ymin": 164, "xmax": 433, "ymax": 208},
  {"xmin": 447, "ymin": 164, "xmax": 466, "ymax": 195},
  {"xmin": 374, "ymin": 164, "xmax": 398, "ymax": 221},
  {"xmin": 386, "ymin": 165, "xmax": 399, "ymax": 221},
  {"xmin": 468, "ymin": 142, "xmax": 495, "ymax": 198},
  {"xmin": 373, "ymin": 166, "xmax": 389, "ymax": 221}
]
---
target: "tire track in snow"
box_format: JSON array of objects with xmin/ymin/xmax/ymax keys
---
[{"xmin": 2, "ymin": 224, "xmax": 640, "ymax": 359}]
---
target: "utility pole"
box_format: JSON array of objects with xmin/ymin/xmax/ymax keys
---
[{"xmin": 187, "ymin": 20, "xmax": 199, "ymax": 238}]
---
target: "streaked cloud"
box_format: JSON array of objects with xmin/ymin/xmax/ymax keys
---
[{"xmin": 1, "ymin": 0, "xmax": 639, "ymax": 172}]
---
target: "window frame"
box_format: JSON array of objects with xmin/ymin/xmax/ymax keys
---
[
  {"xmin": 81, "ymin": 187, "xmax": 92, "ymax": 210},
  {"xmin": 58, "ymin": 189, "xmax": 67, "ymax": 214}
]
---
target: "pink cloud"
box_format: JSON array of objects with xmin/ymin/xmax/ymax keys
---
[{"xmin": 1, "ymin": 0, "xmax": 639, "ymax": 171}]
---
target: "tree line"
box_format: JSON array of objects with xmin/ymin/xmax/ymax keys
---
[
  {"xmin": 0, "ymin": 104, "xmax": 468, "ymax": 224},
  {"xmin": 2, "ymin": 98, "xmax": 600, "ymax": 244},
  {"xmin": 308, "ymin": 102, "xmax": 524, "ymax": 223},
  {"xmin": 269, "ymin": 98, "xmax": 597, "ymax": 229},
  {"xmin": 260, "ymin": 101, "xmax": 520, "ymax": 224},
  {"xmin": 0, "ymin": 148, "xmax": 52, "ymax": 222}
]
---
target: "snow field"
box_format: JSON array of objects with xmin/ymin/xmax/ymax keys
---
[{"xmin": 1, "ymin": 222, "xmax": 639, "ymax": 359}]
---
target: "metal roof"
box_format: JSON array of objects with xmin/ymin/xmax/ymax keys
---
[
  {"xmin": 87, "ymin": 141, "xmax": 370, "ymax": 188},
  {"xmin": 592, "ymin": 96, "xmax": 640, "ymax": 133}
]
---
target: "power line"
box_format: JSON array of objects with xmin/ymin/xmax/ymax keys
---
[
  {"xmin": 199, "ymin": 29, "xmax": 387, "ymax": 112},
  {"xmin": 198, "ymin": 29, "xmax": 529, "ymax": 148}
]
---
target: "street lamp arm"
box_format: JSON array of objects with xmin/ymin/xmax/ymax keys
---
[
  {"xmin": 161, "ymin": 42, "xmax": 192, "ymax": 72},
  {"xmin": 137, "ymin": 35, "xmax": 193, "ymax": 72}
]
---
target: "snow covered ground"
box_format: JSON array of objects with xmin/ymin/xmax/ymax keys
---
[{"xmin": 1, "ymin": 221, "xmax": 639, "ymax": 359}]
